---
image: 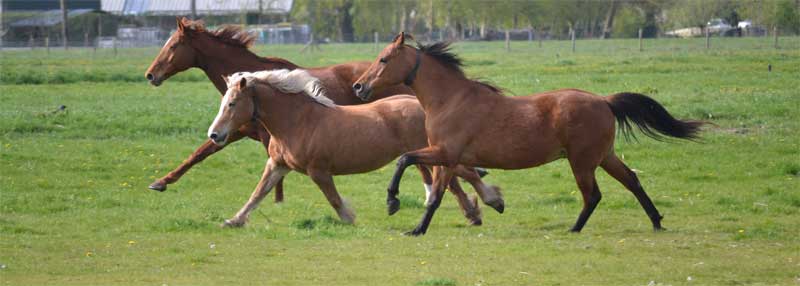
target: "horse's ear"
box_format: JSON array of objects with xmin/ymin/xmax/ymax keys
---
[
  {"xmin": 238, "ymin": 77, "xmax": 247, "ymax": 89},
  {"xmin": 176, "ymin": 17, "xmax": 185, "ymax": 33},
  {"xmin": 393, "ymin": 32, "xmax": 406, "ymax": 45},
  {"xmin": 221, "ymin": 75, "xmax": 229, "ymax": 85}
]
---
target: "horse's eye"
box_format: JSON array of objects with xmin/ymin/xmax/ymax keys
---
[
  {"xmin": 228, "ymin": 102, "xmax": 235, "ymax": 108},
  {"xmin": 379, "ymin": 57, "xmax": 387, "ymax": 63}
]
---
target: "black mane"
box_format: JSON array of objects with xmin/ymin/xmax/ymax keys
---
[{"xmin": 415, "ymin": 41, "xmax": 503, "ymax": 93}]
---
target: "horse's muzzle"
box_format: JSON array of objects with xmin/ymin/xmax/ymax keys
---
[
  {"xmin": 352, "ymin": 83, "xmax": 372, "ymax": 101},
  {"xmin": 146, "ymin": 73, "xmax": 163, "ymax": 86},
  {"xmin": 209, "ymin": 132, "xmax": 227, "ymax": 146}
]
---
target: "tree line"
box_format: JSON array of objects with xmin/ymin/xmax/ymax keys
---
[{"xmin": 290, "ymin": 0, "xmax": 800, "ymax": 42}]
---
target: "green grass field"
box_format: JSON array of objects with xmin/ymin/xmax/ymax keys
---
[{"xmin": 1, "ymin": 37, "xmax": 799, "ymax": 285}]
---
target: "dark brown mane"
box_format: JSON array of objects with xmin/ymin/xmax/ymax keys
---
[
  {"xmin": 414, "ymin": 41, "xmax": 503, "ymax": 94},
  {"xmin": 181, "ymin": 18, "xmax": 256, "ymax": 48}
]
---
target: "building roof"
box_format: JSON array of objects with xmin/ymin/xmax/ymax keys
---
[
  {"xmin": 101, "ymin": 0, "xmax": 293, "ymax": 16},
  {"xmin": 9, "ymin": 9, "xmax": 96, "ymax": 27}
]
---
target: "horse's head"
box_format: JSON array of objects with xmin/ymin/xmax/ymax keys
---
[
  {"xmin": 208, "ymin": 74, "xmax": 257, "ymax": 146},
  {"xmin": 145, "ymin": 17, "xmax": 200, "ymax": 86},
  {"xmin": 353, "ymin": 32, "xmax": 419, "ymax": 101}
]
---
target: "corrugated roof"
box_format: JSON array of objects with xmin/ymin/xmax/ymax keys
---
[
  {"xmin": 10, "ymin": 9, "xmax": 95, "ymax": 27},
  {"xmin": 101, "ymin": 0, "xmax": 292, "ymax": 15}
]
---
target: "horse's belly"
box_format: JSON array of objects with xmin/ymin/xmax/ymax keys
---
[
  {"xmin": 329, "ymin": 156, "xmax": 396, "ymax": 175},
  {"xmin": 461, "ymin": 134, "xmax": 563, "ymax": 170}
]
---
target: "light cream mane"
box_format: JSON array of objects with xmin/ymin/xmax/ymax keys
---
[{"xmin": 228, "ymin": 69, "xmax": 336, "ymax": 108}]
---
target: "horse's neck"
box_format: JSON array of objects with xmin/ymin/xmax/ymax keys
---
[
  {"xmin": 255, "ymin": 87, "xmax": 326, "ymax": 141},
  {"xmin": 411, "ymin": 60, "xmax": 475, "ymax": 113},
  {"xmin": 193, "ymin": 38, "xmax": 299, "ymax": 94}
]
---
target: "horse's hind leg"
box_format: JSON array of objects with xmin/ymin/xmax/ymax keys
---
[
  {"xmin": 223, "ymin": 158, "xmax": 290, "ymax": 227},
  {"xmin": 568, "ymin": 159, "xmax": 602, "ymax": 233},
  {"xmin": 308, "ymin": 169, "xmax": 355, "ymax": 224},
  {"xmin": 600, "ymin": 153, "xmax": 664, "ymax": 231},
  {"xmin": 447, "ymin": 178, "xmax": 482, "ymax": 226},
  {"xmin": 453, "ymin": 165, "xmax": 505, "ymax": 213}
]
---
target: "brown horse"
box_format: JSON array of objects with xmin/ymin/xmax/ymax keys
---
[
  {"xmin": 353, "ymin": 33, "xmax": 705, "ymax": 235},
  {"xmin": 144, "ymin": 18, "xmax": 411, "ymax": 201},
  {"xmin": 206, "ymin": 70, "xmax": 503, "ymax": 226}
]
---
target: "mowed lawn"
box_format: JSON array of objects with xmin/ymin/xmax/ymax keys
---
[{"xmin": 1, "ymin": 37, "xmax": 798, "ymax": 285}]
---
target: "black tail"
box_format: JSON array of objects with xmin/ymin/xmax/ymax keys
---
[{"xmin": 605, "ymin": 92, "xmax": 704, "ymax": 141}]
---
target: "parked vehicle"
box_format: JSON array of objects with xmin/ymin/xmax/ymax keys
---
[{"xmin": 707, "ymin": 18, "xmax": 733, "ymax": 34}]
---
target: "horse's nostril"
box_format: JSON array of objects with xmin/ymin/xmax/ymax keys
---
[
  {"xmin": 146, "ymin": 73, "xmax": 155, "ymax": 81},
  {"xmin": 353, "ymin": 83, "xmax": 362, "ymax": 91},
  {"xmin": 210, "ymin": 133, "xmax": 218, "ymax": 140}
]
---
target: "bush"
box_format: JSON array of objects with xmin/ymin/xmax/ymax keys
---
[{"xmin": 613, "ymin": 7, "xmax": 647, "ymax": 38}]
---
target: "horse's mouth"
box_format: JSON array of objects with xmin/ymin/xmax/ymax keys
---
[
  {"xmin": 149, "ymin": 79, "xmax": 163, "ymax": 87},
  {"xmin": 356, "ymin": 89, "xmax": 372, "ymax": 101},
  {"xmin": 210, "ymin": 134, "xmax": 228, "ymax": 146}
]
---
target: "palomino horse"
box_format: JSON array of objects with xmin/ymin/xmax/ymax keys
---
[
  {"xmin": 353, "ymin": 33, "xmax": 705, "ymax": 235},
  {"xmin": 143, "ymin": 18, "xmax": 412, "ymax": 202},
  {"xmin": 206, "ymin": 70, "xmax": 503, "ymax": 226}
]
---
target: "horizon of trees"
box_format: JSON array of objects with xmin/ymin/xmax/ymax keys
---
[{"xmin": 290, "ymin": 0, "xmax": 800, "ymax": 42}]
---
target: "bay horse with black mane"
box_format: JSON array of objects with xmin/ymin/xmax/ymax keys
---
[
  {"xmin": 353, "ymin": 33, "xmax": 705, "ymax": 235},
  {"xmin": 144, "ymin": 19, "xmax": 501, "ymax": 216}
]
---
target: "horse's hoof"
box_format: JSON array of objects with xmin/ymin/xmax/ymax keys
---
[
  {"xmin": 221, "ymin": 219, "xmax": 244, "ymax": 228},
  {"xmin": 654, "ymin": 226, "xmax": 666, "ymax": 232},
  {"xmin": 148, "ymin": 180, "xmax": 167, "ymax": 192},
  {"xmin": 476, "ymin": 168, "xmax": 489, "ymax": 178},
  {"xmin": 403, "ymin": 228, "xmax": 425, "ymax": 236},
  {"xmin": 465, "ymin": 196, "xmax": 483, "ymax": 226},
  {"xmin": 486, "ymin": 199, "xmax": 505, "ymax": 214},
  {"xmin": 387, "ymin": 198, "xmax": 400, "ymax": 216}
]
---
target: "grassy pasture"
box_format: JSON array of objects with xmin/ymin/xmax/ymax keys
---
[{"xmin": 1, "ymin": 37, "xmax": 799, "ymax": 285}]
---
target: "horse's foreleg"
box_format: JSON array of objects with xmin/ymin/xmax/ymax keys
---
[
  {"xmin": 452, "ymin": 165, "xmax": 505, "ymax": 214},
  {"xmin": 406, "ymin": 166, "xmax": 454, "ymax": 236},
  {"xmin": 600, "ymin": 153, "xmax": 664, "ymax": 231},
  {"xmin": 308, "ymin": 169, "xmax": 355, "ymax": 224},
  {"xmin": 417, "ymin": 165, "xmax": 482, "ymax": 225},
  {"xmin": 148, "ymin": 132, "xmax": 246, "ymax": 192},
  {"xmin": 387, "ymin": 147, "xmax": 450, "ymax": 215},
  {"xmin": 223, "ymin": 158, "xmax": 290, "ymax": 227},
  {"xmin": 254, "ymin": 128, "xmax": 285, "ymax": 204}
]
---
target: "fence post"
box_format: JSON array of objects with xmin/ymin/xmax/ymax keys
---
[
  {"xmin": 773, "ymin": 26, "xmax": 778, "ymax": 49},
  {"xmin": 505, "ymin": 29, "xmax": 511, "ymax": 52},
  {"xmin": 373, "ymin": 31, "xmax": 378, "ymax": 52},
  {"xmin": 84, "ymin": 32, "xmax": 90, "ymax": 47},
  {"xmin": 705, "ymin": 27, "xmax": 710, "ymax": 49},
  {"xmin": 46, "ymin": 37, "xmax": 50, "ymax": 53},
  {"xmin": 113, "ymin": 37, "xmax": 118, "ymax": 56},
  {"xmin": 538, "ymin": 28, "xmax": 543, "ymax": 48},
  {"xmin": 528, "ymin": 28, "xmax": 532, "ymax": 43},
  {"xmin": 571, "ymin": 29, "xmax": 576, "ymax": 52},
  {"xmin": 638, "ymin": 28, "xmax": 643, "ymax": 52},
  {"xmin": 29, "ymin": 34, "xmax": 34, "ymax": 50}
]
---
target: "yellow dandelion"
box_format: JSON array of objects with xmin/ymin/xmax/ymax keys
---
[
  {"xmin": 738, "ymin": 229, "xmax": 744, "ymax": 233},
  {"xmin": 86, "ymin": 251, "xmax": 94, "ymax": 257},
  {"xmin": 618, "ymin": 239, "xmax": 626, "ymax": 244},
  {"xmin": 420, "ymin": 261, "xmax": 427, "ymax": 265},
  {"xmin": 128, "ymin": 240, "xmax": 136, "ymax": 245}
]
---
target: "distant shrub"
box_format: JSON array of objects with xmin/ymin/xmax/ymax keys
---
[{"xmin": 613, "ymin": 7, "xmax": 647, "ymax": 38}]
